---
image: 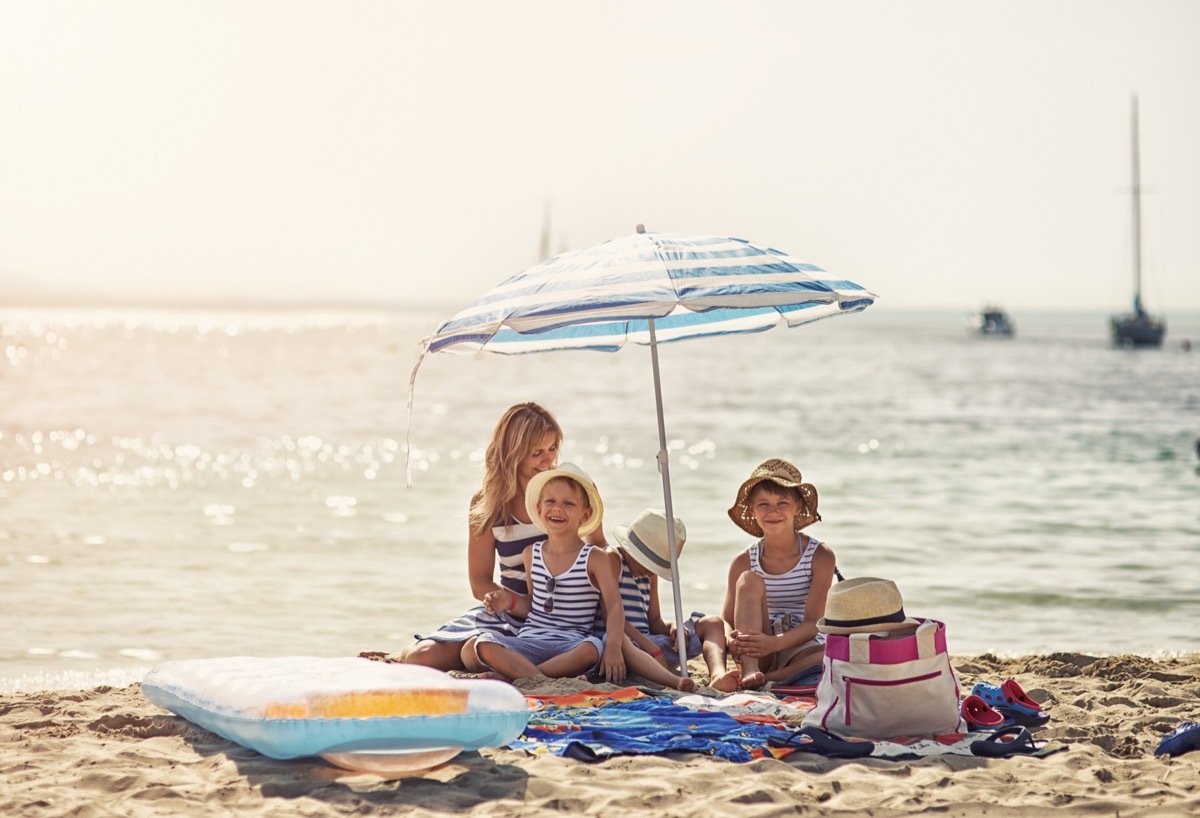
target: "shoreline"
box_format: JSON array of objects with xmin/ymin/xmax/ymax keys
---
[
  {"xmin": 6, "ymin": 647, "xmax": 1200, "ymax": 696},
  {"xmin": 2, "ymin": 652, "xmax": 1198, "ymax": 817}
]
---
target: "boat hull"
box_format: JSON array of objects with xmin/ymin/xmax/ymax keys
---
[{"xmin": 1111, "ymin": 313, "xmax": 1165, "ymax": 347}]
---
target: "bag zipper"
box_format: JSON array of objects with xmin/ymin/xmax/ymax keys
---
[{"xmin": 842, "ymin": 671, "xmax": 943, "ymax": 726}]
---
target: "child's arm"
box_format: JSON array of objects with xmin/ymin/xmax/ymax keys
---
[
  {"xmin": 792, "ymin": 542, "xmax": 836, "ymax": 641},
  {"xmin": 482, "ymin": 546, "xmax": 534, "ymax": 618},
  {"xmin": 589, "ymin": 548, "xmax": 627, "ymax": 682},
  {"xmin": 644, "ymin": 574, "xmax": 672, "ymax": 636},
  {"xmin": 600, "ymin": 546, "xmax": 667, "ymax": 657}
]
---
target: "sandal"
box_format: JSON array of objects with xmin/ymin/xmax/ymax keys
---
[
  {"xmin": 971, "ymin": 679, "xmax": 1042, "ymax": 716},
  {"xmin": 961, "ymin": 694, "xmax": 1008, "ymax": 730},
  {"xmin": 768, "ymin": 726, "xmax": 875, "ymax": 758},
  {"xmin": 1155, "ymin": 721, "xmax": 1200, "ymax": 758},
  {"xmin": 970, "ymin": 726, "xmax": 1046, "ymax": 758},
  {"xmin": 993, "ymin": 705, "xmax": 1051, "ymax": 729}
]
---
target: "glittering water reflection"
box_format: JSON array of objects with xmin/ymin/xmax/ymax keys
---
[{"xmin": 1, "ymin": 307, "xmax": 1198, "ymax": 688}]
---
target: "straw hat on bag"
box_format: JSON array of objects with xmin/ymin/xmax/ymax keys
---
[{"xmin": 816, "ymin": 577, "xmax": 922, "ymax": 635}]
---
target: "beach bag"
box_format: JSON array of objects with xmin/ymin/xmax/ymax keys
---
[{"xmin": 802, "ymin": 618, "xmax": 966, "ymax": 739}]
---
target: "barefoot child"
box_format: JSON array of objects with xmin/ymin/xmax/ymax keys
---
[
  {"xmin": 720, "ymin": 459, "xmax": 836, "ymax": 690},
  {"xmin": 608, "ymin": 509, "xmax": 730, "ymax": 692},
  {"xmin": 466, "ymin": 463, "xmax": 626, "ymax": 683}
]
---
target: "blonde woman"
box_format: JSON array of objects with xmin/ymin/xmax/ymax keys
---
[{"xmin": 399, "ymin": 403, "xmax": 602, "ymax": 671}]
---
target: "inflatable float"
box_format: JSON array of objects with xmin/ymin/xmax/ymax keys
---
[{"xmin": 141, "ymin": 656, "xmax": 529, "ymax": 776}]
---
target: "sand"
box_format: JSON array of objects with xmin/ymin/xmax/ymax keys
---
[{"xmin": 2, "ymin": 653, "xmax": 1198, "ymax": 817}]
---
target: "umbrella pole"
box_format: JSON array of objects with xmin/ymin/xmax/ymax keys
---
[{"xmin": 647, "ymin": 319, "xmax": 690, "ymax": 678}]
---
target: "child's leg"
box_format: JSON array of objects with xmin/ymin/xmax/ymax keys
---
[
  {"xmin": 475, "ymin": 639, "xmax": 542, "ymax": 682},
  {"xmin": 536, "ymin": 640, "xmax": 601, "ymax": 678},
  {"xmin": 695, "ymin": 615, "xmax": 739, "ymax": 693},
  {"xmin": 730, "ymin": 571, "xmax": 773, "ymax": 689},
  {"xmin": 763, "ymin": 642, "xmax": 824, "ymax": 685},
  {"xmin": 459, "ymin": 638, "xmax": 487, "ymax": 673},
  {"xmin": 397, "ymin": 638, "xmax": 465, "ymax": 672},
  {"xmin": 621, "ymin": 636, "xmax": 696, "ymax": 692}
]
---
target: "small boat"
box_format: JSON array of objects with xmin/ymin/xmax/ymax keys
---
[
  {"xmin": 1111, "ymin": 95, "xmax": 1166, "ymax": 348},
  {"xmin": 967, "ymin": 306, "xmax": 1015, "ymax": 337}
]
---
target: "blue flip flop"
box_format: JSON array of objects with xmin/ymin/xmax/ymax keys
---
[
  {"xmin": 768, "ymin": 726, "xmax": 875, "ymax": 758},
  {"xmin": 970, "ymin": 726, "xmax": 1047, "ymax": 758},
  {"xmin": 780, "ymin": 665, "xmax": 824, "ymax": 687},
  {"xmin": 993, "ymin": 705, "xmax": 1051, "ymax": 729},
  {"xmin": 1155, "ymin": 721, "xmax": 1200, "ymax": 757}
]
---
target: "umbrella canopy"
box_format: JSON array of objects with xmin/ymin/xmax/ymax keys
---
[
  {"xmin": 410, "ymin": 226, "xmax": 877, "ymax": 674},
  {"xmin": 425, "ymin": 229, "xmax": 874, "ymax": 355}
]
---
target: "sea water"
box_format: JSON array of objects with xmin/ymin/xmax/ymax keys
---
[{"xmin": 2, "ymin": 306, "xmax": 1198, "ymax": 692}]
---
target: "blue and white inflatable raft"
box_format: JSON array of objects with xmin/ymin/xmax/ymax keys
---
[{"xmin": 141, "ymin": 656, "xmax": 529, "ymax": 775}]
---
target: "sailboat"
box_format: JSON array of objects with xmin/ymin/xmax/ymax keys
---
[{"xmin": 1111, "ymin": 95, "xmax": 1165, "ymax": 348}]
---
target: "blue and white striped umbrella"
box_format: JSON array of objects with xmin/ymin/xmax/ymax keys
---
[
  {"xmin": 410, "ymin": 227, "xmax": 877, "ymax": 674},
  {"xmin": 424, "ymin": 229, "xmax": 875, "ymax": 355}
]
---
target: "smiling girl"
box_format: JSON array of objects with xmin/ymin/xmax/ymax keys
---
[{"xmin": 718, "ymin": 459, "xmax": 836, "ymax": 690}]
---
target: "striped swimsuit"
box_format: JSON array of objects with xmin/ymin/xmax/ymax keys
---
[
  {"xmin": 521, "ymin": 541, "xmax": 601, "ymax": 636},
  {"xmin": 750, "ymin": 535, "xmax": 825, "ymax": 644},
  {"xmin": 611, "ymin": 557, "xmax": 703, "ymax": 663},
  {"xmin": 416, "ymin": 516, "xmax": 542, "ymax": 642},
  {"xmin": 475, "ymin": 540, "xmax": 606, "ymax": 669}
]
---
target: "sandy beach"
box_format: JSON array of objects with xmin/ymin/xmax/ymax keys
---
[{"xmin": 2, "ymin": 652, "xmax": 1197, "ymax": 817}]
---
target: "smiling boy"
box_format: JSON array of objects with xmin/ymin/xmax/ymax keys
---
[{"xmin": 467, "ymin": 463, "xmax": 626, "ymax": 683}]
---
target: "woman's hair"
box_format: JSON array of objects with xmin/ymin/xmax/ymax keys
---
[{"xmin": 469, "ymin": 402, "xmax": 563, "ymax": 535}]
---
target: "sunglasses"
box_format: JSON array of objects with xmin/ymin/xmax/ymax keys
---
[{"xmin": 543, "ymin": 576, "xmax": 556, "ymax": 613}]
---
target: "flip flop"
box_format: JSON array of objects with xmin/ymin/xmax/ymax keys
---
[
  {"xmin": 993, "ymin": 705, "xmax": 1051, "ymax": 729},
  {"xmin": 970, "ymin": 726, "xmax": 1047, "ymax": 758},
  {"xmin": 1155, "ymin": 721, "xmax": 1200, "ymax": 757},
  {"xmin": 961, "ymin": 694, "xmax": 1008, "ymax": 730},
  {"xmin": 777, "ymin": 666, "xmax": 825, "ymax": 686},
  {"xmin": 768, "ymin": 726, "xmax": 875, "ymax": 758},
  {"xmin": 768, "ymin": 684, "xmax": 819, "ymax": 698},
  {"xmin": 971, "ymin": 679, "xmax": 1042, "ymax": 716}
]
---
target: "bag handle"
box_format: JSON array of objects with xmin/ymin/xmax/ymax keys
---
[{"xmin": 915, "ymin": 620, "xmax": 938, "ymax": 658}]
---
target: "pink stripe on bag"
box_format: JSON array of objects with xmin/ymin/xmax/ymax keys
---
[{"xmin": 824, "ymin": 618, "xmax": 948, "ymax": 664}]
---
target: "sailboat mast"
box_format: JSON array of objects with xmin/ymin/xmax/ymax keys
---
[{"xmin": 1131, "ymin": 94, "xmax": 1143, "ymax": 312}]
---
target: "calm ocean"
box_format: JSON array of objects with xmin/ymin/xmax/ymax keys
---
[{"xmin": 2, "ymin": 306, "xmax": 1198, "ymax": 693}]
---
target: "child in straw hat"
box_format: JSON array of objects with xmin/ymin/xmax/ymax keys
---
[
  {"xmin": 466, "ymin": 463, "xmax": 627, "ymax": 683},
  {"xmin": 718, "ymin": 458, "xmax": 836, "ymax": 691},
  {"xmin": 606, "ymin": 509, "xmax": 731, "ymax": 692}
]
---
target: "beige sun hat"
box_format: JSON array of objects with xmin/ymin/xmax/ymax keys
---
[
  {"xmin": 612, "ymin": 509, "xmax": 687, "ymax": 580},
  {"xmin": 524, "ymin": 462, "xmax": 604, "ymax": 537},
  {"xmin": 817, "ymin": 577, "xmax": 922, "ymax": 635},
  {"xmin": 727, "ymin": 458, "xmax": 820, "ymax": 537}
]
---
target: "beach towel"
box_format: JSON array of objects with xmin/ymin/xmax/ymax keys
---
[
  {"xmin": 511, "ymin": 688, "xmax": 1063, "ymax": 763},
  {"xmin": 512, "ymin": 688, "xmax": 789, "ymax": 762}
]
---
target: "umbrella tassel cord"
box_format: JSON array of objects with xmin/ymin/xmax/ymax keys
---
[{"xmin": 403, "ymin": 345, "xmax": 431, "ymax": 489}]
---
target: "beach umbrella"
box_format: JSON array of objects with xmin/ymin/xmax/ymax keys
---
[{"xmin": 408, "ymin": 225, "xmax": 877, "ymax": 674}]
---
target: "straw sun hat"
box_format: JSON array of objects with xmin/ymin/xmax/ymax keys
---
[
  {"xmin": 727, "ymin": 458, "xmax": 820, "ymax": 537},
  {"xmin": 817, "ymin": 577, "xmax": 922, "ymax": 635},
  {"xmin": 524, "ymin": 462, "xmax": 604, "ymax": 537},
  {"xmin": 612, "ymin": 509, "xmax": 687, "ymax": 580}
]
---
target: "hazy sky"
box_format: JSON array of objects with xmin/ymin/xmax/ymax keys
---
[{"xmin": 2, "ymin": 1, "xmax": 1198, "ymax": 311}]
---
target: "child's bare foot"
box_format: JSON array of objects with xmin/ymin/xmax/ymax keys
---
[
  {"xmin": 710, "ymin": 670, "xmax": 742, "ymax": 693},
  {"xmin": 739, "ymin": 671, "xmax": 766, "ymax": 690},
  {"xmin": 675, "ymin": 677, "xmax": 697, "ymax": 693}
]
